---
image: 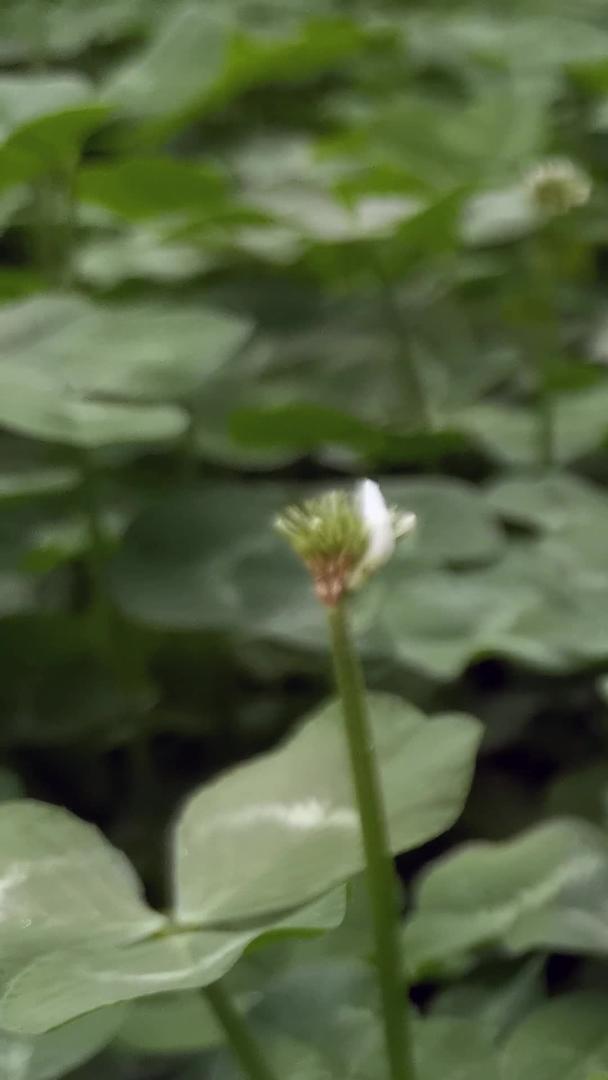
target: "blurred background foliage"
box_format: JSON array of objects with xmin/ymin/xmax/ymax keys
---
[{"xmin": 3, "ymin": 0, "xmax": 608, "ymax": 1073}]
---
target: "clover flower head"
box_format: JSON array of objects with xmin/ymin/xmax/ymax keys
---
[
  {"xmin": 524, "ymin": 158, "xmax": 591, "ymax": 216},
  {"xmin": 276, "ymin": 479, "xmax": 416, "ymax": 606}
]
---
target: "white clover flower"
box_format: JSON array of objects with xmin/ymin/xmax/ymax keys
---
[
  {"xmin": 524, "ymin": 158, "xmax": 591, "ymax": 215},
  {"xmin": 276, "ymin": 479, "xmax": 416, "ymax": 605}
]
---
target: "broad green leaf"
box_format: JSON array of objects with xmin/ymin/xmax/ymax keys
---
[
  {"xmin": 487, "ymin": 477, "xmax": 608, "ymax": 602},
  {"xmin": 0, "ymin": 72, "xmax": 108, "ymax": 177},
  {"xmin": 213, "ymin": 18, "xmax": 369, "ymax": 108},
  {"xmin": 105, "ymin": 8, "xmax": 370, "ymax": 142},
  {"xmin": 0, "ymin": 1, "xmax": 146, "ymax": 61},
  {"xmin": 185, "ymin": 938, "xmax": 376, "ymax": 1073},
  {"xmin": 209, "ymin": 1030, "xmax": 332, "ymax": 1080},
  {"xmin": 0, "ymin": 75, "xmax": 92, "ymax": 140},
  {"xmin": 103, "ymin": 6, "xmax": 228, "ymax": 121},
  {"xmin": 404, "ymin": 818, "xmax": 608, "ymax": 977},
  {"xmin": 226, "ymin": 296, "xmax": 512, "ymax": 450},
  {"xmin": 0, "ymin": 289, "xmax": 260, "ymax": 445},
  {"xmin": 75, "ymin": 229, "xmax": 211, "ymax": 288},
  {"xmin": 406, "ymin": 11, "xmax": 608, "ymax": 71},
  {"xmin": 461, "ymin": 186, "xmax": 537, "ymax": 246},
  {"xmin": 78, "ymin": 158, "xmax": 227, "ymax": 221},
  {"xmin": 0, "ymin": 145, "xmax": 41, "ymax": 194},
  {"xmin": 0, "ymin": 892, "xmax": 345, "ymax": 1034},
  {"xmin": 0, "ymin": 1005, "xmax": 126, "ymax": 1080},
  {"xmin": 486, "ymin": 472, "xmax": 606, "ymax": 533},
  {"xmin": 365, "ymin": 563, "xmax": 531, "ymax": 680},
  {"xmin": 545, "ymin": 764, "xmax": 608, "ymax": 827},
  {"xmin": 117, "ymin": 990, "xmax": 223, "ymax": 1054},
  {"xmin": 351, "ymin": 87, "xmax": 548, "ymax": 190},
  {"xmin": 0, "ymin": 368, "xmax": 186, "ymax": 447},
  {"xmin": 211, "ymin": 998, "xmax": 499, "ymax": 1080},
  {"xmin": 455, "ymin": 383, "xmax": 608, "ymax": 465},
  {"xmin": 501, "ymin": 993, "xmax": 608, "ymax": 1080},
  {"xmin": 6, "ymin": 105, "xmax": 110, "ymax": 163},
  {"xmin": 0, "ymin": 466, "xmax": 79, "ymax": 500},
  {"xmin": 247, "ymin": 187, "xmax": 421, "ymax": 243},
  {"xmin": 0, "ymin": 294, "xmax": 251, "ymax": 401},
  {"xmin": 379, "ymin": 478, "xmax": 504, "ymax": 567},
  {"xmin": 174, "ymin": 692, "xmax": 481, "ymax": 925},
  {"xmin": 249, "ymin": 955, "xmax": 376, "ymax": 1057},
  {"xmin": 0, "ymin": 800, "xmax": 164, "ymax": 958},
  {"xmin": 0, "ymin": 932, "xmax": 252, "ymax": 1035},
  {"xmin": 431, "ymin": 958, "xmax": 545, "ymax": 1044},
  {"xmin": 477, "ymin": 542, "xmax": 608, "ymax": 671},
  {"xmin": 110, "ymin": 482, "xmax": 307, "ymax": 632},
  {"xmin": 230, "ymin": 403, "xmax": 402, "ymax": 457},
  {"xmin": 415, "ymin": 1017, "xmax": 500, "ymax": 1080}
]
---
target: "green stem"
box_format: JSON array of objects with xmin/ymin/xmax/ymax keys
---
[
  {"xmin": 328, "ymin": 602, "xmax": 416, "ymax": 1080},
  {"xmin": 204, "ymin": 983, "xmax": 279, "ymax": 1080}
]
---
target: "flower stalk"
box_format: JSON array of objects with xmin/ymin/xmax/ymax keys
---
[
  {"xmin": 328, "ymin": 600, "xmax": 416, "ymax": 1080},
  {"xmin": 277, "ymin": 479, "xmax": 418, "ymax": 1080},
  {"xmin": 521, "ymin": 158, "xmax": 592, "ymax": 468}
]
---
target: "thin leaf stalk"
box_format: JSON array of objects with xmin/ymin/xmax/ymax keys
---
[{"xmin": 204, "ymin": 982, "xmax": 280, "ymax": 1080}]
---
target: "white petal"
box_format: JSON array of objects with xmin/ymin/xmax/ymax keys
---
[
  {"xmin": 356, "ymin": 479, "xmax": 395, "ymax": 568},
  {"xmin": 394, "ymin": 511, "xmax": 417, "ymax": 538}
]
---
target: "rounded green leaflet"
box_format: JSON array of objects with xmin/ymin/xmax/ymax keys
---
[
  {"xmin": 0, "ymin": 293, "xmax": 251, "ymax": 446},
  {"xmin": 174, "ymin": 692, "xmax": 482, "ymax": 926},
  {"xmin": 0, "ymin": 1004, "xmax": 127, "ymax": 1080},
  {"xmin": 0, "ymin": 466, "xmax": 79, "ymax": 500},
  {"xmin": 501, "ymin": 993, "xmax": 608, "ymax": 1080},
  {"xmin": 78, "ymin": 158, "xmax": 228, "ymax": 221},
  {"xmin": 117, "ymin": 990, "xmax": 225, "ymax": 1054},
  {"xmin": 0, "ymin": 892, "xmax": 346, "ymax": 1035},
  {"xmin": 208, "ymin": 1029, "xmax": 333, "ymax": 1080},
  {"xmin": 240, "ymin": 953, "xmax": 380, "ymax": 1076},
  {"xmin": 0, "ymin": 366, "xmax": 186, "ymax": 448},
  {"xmin": 101, "ymin": 6, "xmax": 228, "ymax": 122},
  {"xmin": 0, "ymin": 800, "xmax": 165, "ymax": 960},
  {"xmin": 6, "ymin": 105, "xmax": 110, "ymax": 165},
  {"xmin": 485, "ymin": 471, "xmax": 607, "ymax": 533},
  {"xmin": 0, "ymin": 932, "xmax": 254, "ymax": 1037},
  {"xmin": 453, "ymin": 383, "xmax": 608, "ymax": 466},
  {"xmin": 429, "ymin": 958, "xmax": 545, "ymax": 1045},
  {"xmin": 0, "ymin": 74, "xmax": 93, "ymax": 141},
  {"xmin": 403, "ymin": 818, "xmax": 608, "ymax": 978},
  {"xmin": 75, "ymin": 229, "xmax": 211, "ymax": 288},
  {"xmin": 378, "ymin": 477, "xmax": 504, "ymax": 568},
  {"xmin": 414, "ymin": 1018, "xmax": 500, "ymax": 1080}
]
